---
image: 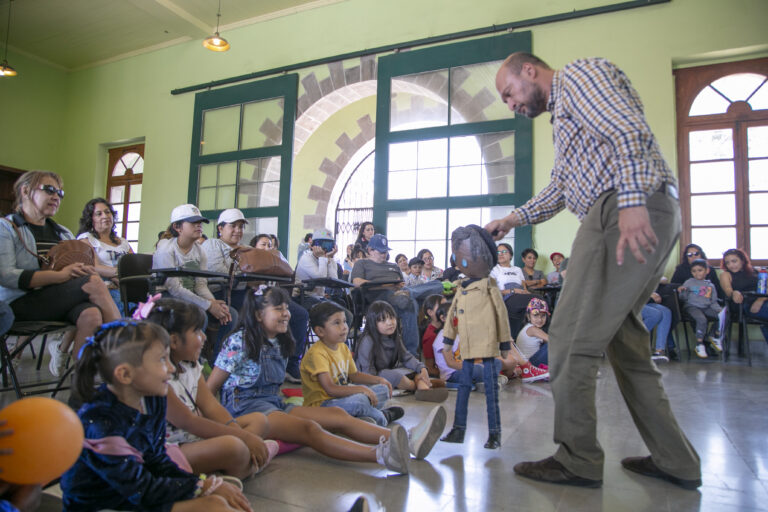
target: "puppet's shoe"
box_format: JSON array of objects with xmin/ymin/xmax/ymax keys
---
[
  {"xmin": 440, "ymin": 427, "xmax": 465, "ymax": 444},
  {"xmin": 484, "ymin": 433, "xmax": 501, "ymax": 449},
  {"xmin": 415, "ymin": 388, "xmax": 449, "ymax": 402}
]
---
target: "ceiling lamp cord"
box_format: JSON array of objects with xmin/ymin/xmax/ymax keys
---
[
  {"xmin": 0, "ymin": 0, "xmax": 17, "ymax": 77},
  {"xmin": 203, "ymin": 0, "xmax": 230, "ymax": 52}
]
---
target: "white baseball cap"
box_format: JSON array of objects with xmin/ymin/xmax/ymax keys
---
[
  {"xmin": 170, "ymin": 204, "xmax": 209, "ymax": 224},
  {"xmin": 217, "ymin": 208, "xmax": 248, "ymax": 225}
]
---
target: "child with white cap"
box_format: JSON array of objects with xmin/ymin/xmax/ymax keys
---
[{"xmin": 153, "ymin": 204, "xmax": 237, "ymax": 362}]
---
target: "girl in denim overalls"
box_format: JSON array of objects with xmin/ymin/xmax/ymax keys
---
[{"xmin": 206, "ymin": 285, "xmax": 443, "ymax": 475}]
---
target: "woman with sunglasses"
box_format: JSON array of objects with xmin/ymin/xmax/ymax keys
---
[
  {"xmin": 0, "ymin": 171, "xmax": 121, "ymax": 376},
  {"xmin": 76, "ymin": 198, "xmax": 134, "ymax": 315},
  {"xmin": 671, "ymin": 243, "xmax": 724, "ymax": 298}
]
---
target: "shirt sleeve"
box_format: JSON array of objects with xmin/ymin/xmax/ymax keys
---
[
  {"xmin": 349, "ymin": 260, "xmax": 365, "ymax": 282},
  {"xmin": 301, "ymin": 346, "xmax": 332, "ymax": 380},
  {"xmin": 563, "ymin": 59, "xmax": 662, "ymax": 210},
  {"xmin": 514, "ymin": 180, "xmax": 567, "ymax": 225},
  {"xmin": 354, "ymin": 335, "xmax": 375, "ymax": 375},
  {"xmin": 399, "ymin": 344, "xmax": 425, "ymax": 373},
  {"xmin": 213, "ymin": 335, "xmax": 242, "ymax": 375},
  {"xmin": 0, "ymin": 220, "xmax": 25, "ymax": 290}
]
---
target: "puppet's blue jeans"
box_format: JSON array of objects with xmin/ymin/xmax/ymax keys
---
[{"xmin": 452, "ymin": 357, "xmax": 501, "ymax": 434}]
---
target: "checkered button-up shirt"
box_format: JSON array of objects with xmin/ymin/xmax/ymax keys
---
[{"xmin": 515, "ymin": 58, "xmax": 676, "ymax": 224}]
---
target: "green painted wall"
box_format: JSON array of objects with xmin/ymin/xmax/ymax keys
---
[{"xmin": 1, "ymin": 0, "xmax": 766, "ymax": 276}]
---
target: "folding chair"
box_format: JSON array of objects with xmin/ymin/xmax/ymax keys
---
[
  {"xmin": 117, "ymin": 253, "xmax": 155, "ymax": 315},
  {"xmin": 0, "ymin": 321, "xmax": 74, "ymax": 398},
  {"xmin": 729, "ymin": 296, "xmax": 768, "ymax": 367}
]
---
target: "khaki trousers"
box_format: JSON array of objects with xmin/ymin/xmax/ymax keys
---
[{"xmin": 549, "ymin": 189, "xmax": 701, "ymax": 481}]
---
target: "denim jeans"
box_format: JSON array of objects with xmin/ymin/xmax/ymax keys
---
[
  {"xmin": 446, "ymin": 363, "xmax": 484, "ymax": 388},
  {"xmin": 386, "ymin": 292, "xmax": 420, "ymax": 357},
  {"xmin": 528, "ymin": 344, "xmax": 549, "ymax": 367},
  {"xmin": 453, "ymin": 358, "xmax": 501, "ymax": 434},
  {"xmin": 404, "ymin": 280, "xmax": 445, "ymax": 306},
  {"xmin": 746, "ymin": 299, "xmax": 768, "ymax": 342},
  {"xmin": 642, "ymin": 303, "xmax": 673, "ymax": 350},
  {"xmin": 0, "ymin": 301, "xmax": 14, "ymax": 336},
  {"xmin": 321, "ymin": 384, "xmax": 390, "ymax": 426}
]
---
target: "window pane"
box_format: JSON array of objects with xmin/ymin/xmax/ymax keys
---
[
  {"xmin": 388, "ymin": 240, "xmax": 416, "ymax": 261},
  {"xmin": 131, "ymin": 155, "xmax": 144, "ymax": 175},
  {"xmin": 241, "ymin": 98, "xmax": 284, "ymax": 149},
  {"xmin": 391, "ymin": 69, "xmax": 449, "ymax": 131},
  {"xmin": 749, "ymin": 192, "xmax": 768, "ymax": 224},
  {"xmin": 710, "ymin": 73, "xmax": 766, "ymax": 102},
  {"xmin": 415, "ymin": 239, "xmax": 447, "ymax": 271},
  {"xmin": 129, "ymin": 242, "xmax": 138, "ymax": 253},
  {"xmin": 219, "ymin": 162, "xmax": 238, "ymax": 185},
  {"xmin": 691, "ymin": 227, "xmax": 736, "ymax": 258},
  {"xmin": 749, "ymin": 81, "xmax": 768, "ymax": 111},
  {"xmin": 125, "ymin": 222, "xmax": 139, "ymax": 241},
  {"xmin": 449, "ymin": 132, "xmax": 515, "ymax": 196},
  {"xmin": 114, "ymin": 222, "xmax": 123, "ymax": 237},
  {"xmin": 417, "ymin": 167, "xmax": 447, "ymax": 198},
  {"xmin": 389, "ymin": 142, "xmax": 418, "ymax": 171},
  {"xmin": 112, "ymin": 159, "xmax": 126, "ymax": 177},
  {"xmin": 689, "ymin": 86, "xmax": 730, "ymax": 116},
  {"xmin": 199, "ymin": 188, "xmax": 216, "ymax": 210},
  {"xmin": 126, "ymin": 203, "xmax": 140, "ymax": 222},
  {"xmin": 417, "ymin": 138, "xmax": 447, "ymax": 169},
  {"xmin": 450, "ymin": 60, "xmax": 509, "ymax": 124},
  {"xmin": 750, "ymin": 227, "xmax": 768, "ymax": 260},
  {"xmin": 388, "ymin": 170, "xmax": 417, "ymax": 199},
  {"xmin": 199, "ymin": 165, "xmax": 217, "ymax": 187},
  {"xmin": 449, "ymin": 164, "xmax": 482, "ymax": 197},
  {"xmin": 201, "ymin": 105, "xmax": 240, "ymax": 155},
  {"xmin": 415, "ymin": 210, "xmax": 446, "ymax": 240},
  {"xmin": 689, "ymin": 129, "xmax": 733, "ymax": 161},
  {"xmin": 112, "ymin": 204, "xmax": 124, "ymax": 221},
  {"xmin": 387, "ymin": 210, "xmax": 417, "ymax": 241},
  {"xmin": 691, "ymin": 194, "xmax": 735, "ymax": 225},
  {"xmin": 238, "ymin": 157, "xmax": 281, "ymax": 208},
  {"xmin": 129, "ymin": 183, "xmax": 142, "ymax": 202},
  {"xmin": 449, "ymin": 135, "xmax": 483, "ymax": 167},
  {"xmin": 749, "ymin": 159, "xmax": 768, "ymax": 191},
  {"xmin": 690, "ymin": 161, "xmax": 734, "ymax": 193},
  {"xmin": 217, "ymin": 186, "xmax": 236, "ymax": 209},
  {"xmin": 748, "ymin": 126, "xmax": 768, "ymax": 158},
  {"xmin": 242, "ymin": 217, "xmax": 278, "ymax": 244},
  {"xmin": 110, "ymin": 186, "xmax": 124, "ymax": 204},
  {"xmin": 447, "ymin": 207, "xmax": 515, "ymax": 255}
]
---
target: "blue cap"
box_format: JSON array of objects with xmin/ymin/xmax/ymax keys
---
[{"xmin": 368, "ymin": 234, "xmax": 392, "ymax": 253}]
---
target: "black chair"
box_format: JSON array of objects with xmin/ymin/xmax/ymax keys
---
[
  {"xmin": 672, "ymin": 289, "xmax": 722, "ymax": 361},
  {"xmin": 730, "ymin": 293, "xmax": 768, "ymax": 367},
  {"xmin": 117, "ymin": 253, "xmax": 155, "ymax": 315},
  {"xmin": 0, "ymin": 321, "xmax": 74, "ymax": 398}
]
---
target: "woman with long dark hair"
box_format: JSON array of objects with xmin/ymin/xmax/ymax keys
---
[{"xmin": 720, "ymin": 248, "xmax": 768, "ymax": 341}]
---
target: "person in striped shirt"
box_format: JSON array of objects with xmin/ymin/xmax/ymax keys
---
[{"xmin": 486, "ymin": 53, "xmax": 701, "ymax": 490}]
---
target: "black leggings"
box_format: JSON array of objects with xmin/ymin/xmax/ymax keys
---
[{"xmin": 10, "ymin": 275, "xmax": 97, "ymax": 325}]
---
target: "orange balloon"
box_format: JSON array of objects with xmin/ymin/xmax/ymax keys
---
[{"xmin": 0, "ymin": 397, "xmax": 84, "ymax": 484}]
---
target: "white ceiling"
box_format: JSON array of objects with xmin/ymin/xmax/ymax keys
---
[{"xmin": 0, "ymin": 0, "xmax": 344, "ymax": 70}]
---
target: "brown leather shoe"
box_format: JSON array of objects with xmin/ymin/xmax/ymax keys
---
[
  {"xmin": 621, "ymin": 456, "xmax": 701, "ymax": 490},
  {"xmin": 513, "ymin": 457, "xmax": 602, "ymax": 488}
]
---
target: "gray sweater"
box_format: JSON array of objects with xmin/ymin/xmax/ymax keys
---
[
  {"xmin": 355, "ymin": 333, "xmax": 424, "ymax": 375},
  {"xmin": 680, "ymin": 277, "xmax": 722, "ymax": 311}
]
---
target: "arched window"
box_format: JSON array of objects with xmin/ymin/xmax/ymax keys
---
[
  {"xmin": 675, "ymin": 57, "xmax": 768, "ymax": 265},
  {"xmin": 107, "ymin": 144, "xmax": 144, "ymax": 252},
  {"xmin": 331, "ymin": 148, "xmax": 374, "ymax": 257}
]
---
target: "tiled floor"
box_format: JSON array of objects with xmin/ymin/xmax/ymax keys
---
[{"xmin": 5, "ymin": 337, "xmax": 768, "ymax": 512}]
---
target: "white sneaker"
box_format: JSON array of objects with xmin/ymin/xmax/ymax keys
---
[
  {"xmin": 498, "ymin": 374, "xmax": 509, "ymax": 387},
  {"xmin": 707, "ymin": 336, "xmax": 723, "ymax": 353},
  {"xmin": 408, "ymin": 405, "xmax": 446, "ymax": 460},
  {"xmin": 48, "ymin": 338, "xmax": 69, "ymax": 377},
  {"xmin": 376, "ymin": 424, "xmax": 410, "ymax": 474},
  {"xmin": 695, "ymin": 344, "xmax": 708, "ymax": 359}
]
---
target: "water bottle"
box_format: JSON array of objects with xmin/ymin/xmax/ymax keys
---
[{"xmin": 758, "ymin": 268, "xmax": 768, "ymax": 295}]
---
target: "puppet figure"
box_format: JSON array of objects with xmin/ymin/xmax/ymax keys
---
[{"xmin": 440, "ymin": 225, "xmax": 511, "ymax": 449}]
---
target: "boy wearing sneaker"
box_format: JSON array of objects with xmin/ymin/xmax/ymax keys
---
[
  {"xmin": 678, "ymin": 259, "xmax": 723, "ymax": 359},
  {"xmin": 302, "ymin": 301, "xmax": 403, "ymax": 426}
]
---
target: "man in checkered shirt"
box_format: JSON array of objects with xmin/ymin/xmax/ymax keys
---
[{"xmin": 487, "ymin": 52, "xmax": 701, "ymax": 490}]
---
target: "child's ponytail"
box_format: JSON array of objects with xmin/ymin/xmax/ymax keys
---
[{"xmin": 72, "ymin": 320, "xmax": 170, "ymax": 403}]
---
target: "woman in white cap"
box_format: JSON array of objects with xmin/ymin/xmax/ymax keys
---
[
  {"xmin": 153, "ymin": 204, "xmax": 237, "ymax": 362},
  {"xmin": 202, "ymin": 208, "xmax": 248, "ymax": 275}
]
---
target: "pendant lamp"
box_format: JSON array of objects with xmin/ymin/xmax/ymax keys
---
[
  {"xmin": 203, "ymin": 0, "xmax": 230, "ymax": 52},
  {"xmin": 0, "ymin": 0, "xmax": 17, "ymax": 77}
]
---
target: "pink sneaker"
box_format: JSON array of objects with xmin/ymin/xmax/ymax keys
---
[{"xmin": 520, "ymin": 362, "xmax": 549, "ymax": 383}]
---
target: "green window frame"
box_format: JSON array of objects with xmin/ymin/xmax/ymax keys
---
[
  {"xmin": 188, "ymin": 74, "xmax": 298, "ymax": 252},
  {"xmin": 374, "ymin": 32, "xmax": 532, "ymax": 267}
]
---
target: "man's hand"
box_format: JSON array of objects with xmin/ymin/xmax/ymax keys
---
[
  {"xmin": 484, "ymin": 211, "xmax": 522, "ymax": 241},
  {"xmin": 616, "ymin": 206, "xmax": 657, "ymax": 266}
]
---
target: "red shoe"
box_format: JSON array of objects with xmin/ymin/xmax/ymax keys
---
[
  {"xmin": 538, "ymin": 364, "xmax": 548, "ymax": 370},
  {"xmin": 520, "ymin": 361, "xmax": 549, "ymax": 383}
]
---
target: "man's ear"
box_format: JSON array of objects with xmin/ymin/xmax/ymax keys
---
[
  {"xmin": 112, "ymin": 363, "xmax": 134, "ymax": 386},
  {"xmin": 522, "ymin": 61, "xmax": 537, "ymax": 79}
]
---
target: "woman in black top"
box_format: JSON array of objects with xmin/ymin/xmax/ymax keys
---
[
  {"xmin": 671, "ymin": 243, "xmax": 724, "ymax": 299},
  {"xmin": 719, "ymin": 248, "xmax": 768, "ymax": 341}
]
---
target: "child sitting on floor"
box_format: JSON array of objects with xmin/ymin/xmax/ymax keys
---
[
  {"xmin": 61, "ymin": 320, "xmax": 250, "ymax": 511},
  {"xmin": 301, "ymin": 301, "xmax": 409, "ymax": 427},
  {"xmin": 419, "ymin": 294, "xmax": 447, "ymax": 377},
  {"xmin": 355, "ymin": 301, "xmax": 448, "ymax": 403},
  {"xmin": 515, "ymin": 298, "xmax": 550, "ymax": 368}
]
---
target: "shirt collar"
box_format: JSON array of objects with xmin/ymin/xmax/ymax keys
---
[
  {"xmin": 11, "ymin": 211, "xmax": 67, "ymax": 235},
  {"xmin": 547, "ymin": 69, "xmax": 562, "ymax": 118}
]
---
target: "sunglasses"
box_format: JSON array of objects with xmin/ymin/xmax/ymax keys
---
[
  {"xmin": 38, "ymin": 184, "xmax": 65, "ymax": 199},
  {"xmin": 498, "ymin": 250, "xmax": 510, "ymax": 254},
  {"xmin": 686, "ymin": 251, "xmax": 701, "ymax": 257}
]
